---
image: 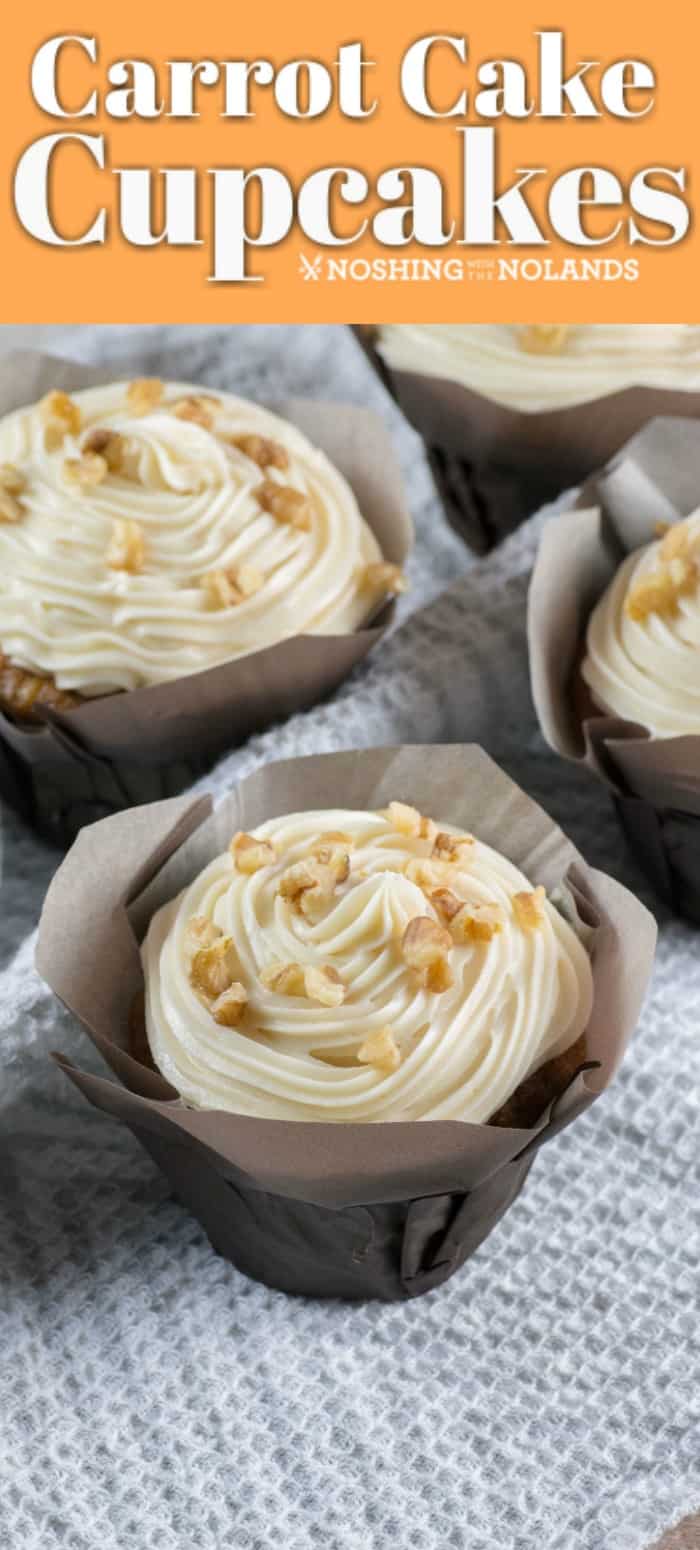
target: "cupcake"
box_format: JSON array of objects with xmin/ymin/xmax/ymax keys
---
[
  {"xmin": 529, "ymin": 418, "xmax": 700, "ymax": 922},
  {"xmin": 39, "ymin": 746, "xmax": 655, "ymax": 1300},
  {"xmin": 355, "ymin": 324, "xmax": 700, "ymax": 552},
  {"xmin": 0, "ymin": 372, "xmax": 410, "ymax": 843}
]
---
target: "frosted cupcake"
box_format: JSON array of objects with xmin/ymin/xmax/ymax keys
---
[
  {"xmin": 142, "ymin": 802, "xmax": 593, "ymax": 1126},
  {"xmin": 582, "ymin": 512, "xmax": 700, "ymax": 738},
  {"xmin": 357, "ymin": 324, "xmax": 700, "ymax": 552},
  {"xmin": 0, "ymin": 378, "xmax": 404, "ymax": 718},
  {"xmin": 376, "ymin": 325, "xmax": 700, "ymax": 412}
]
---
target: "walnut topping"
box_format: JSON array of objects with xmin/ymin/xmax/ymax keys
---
[
  {"xmin": 260, "ymin": 961, "xmax": 307, "ymax": 996},
  {"xmin": 185, "ymin": 915, "xmax": 222, "ymax": 953},
  {"xmin": 0, "ymin": 464, "xmax": 26, "ymax": 496},
  {"xmin": 63, "ymin": 452, "xmax": 108, "ymax": 488},
  {"xmin": 432, "ymin": 831, "xmax": 474, "ymax": 864},
  {"xmin": 659, "ymin": 521, "xmax": 692, "ymax": 563},
  {"xmin": 127, "ymin": 378, "xmax": 163, "ymax": 414},
  {"xmin": 278, "ymin": 857, "xmax": 337, "ymax": 918},
  {"xmin": 518, "ymin": 325, "xmax": 570, "ymax": 355},
  {"xmin": 171, "ymin": 394, "xmax": 221, "ymax": 428},
  {"xmin": 82, "ymin": 428, "xmax": 125, "ymax": 470},
  {"xmin": 625, "ymin": 554, "xmax": 698, "ymax": 622},
  {"xmin": 256, "ymin": 480, "xmax": 312, "ymax": 531},
  {"xmin": 211, "ymin": 983, "xmax": 248, "ymax": 1027},
  {"xmin": 0, "ymin": 490, "xmax": 24, "ymax": 524},
  {"xmin": 304, "ymin": 965, "xmax": 346, "ymax": 1007},
  {"xmin": 512, "ymin": 886, "xmax": 547, "ymax": 931},
  {"xmin": 40, "ymin": 390, "xmax": 81, "ymax": 448},
  {"xmin": 190, "ymin": 934, "xmax": 239, "ymax": 999},
  {"xmin": 361, "ymin": 562, "xmax": 409, "ymax": 597},
  {"xmin": 259, "ymin": 960, "xmax": 344, "ymax": 1005},
  {"xmin": 383, "ymin": 801, "xmax": 435, "ymax": 840},
  {"xmin": 357, "ymin": 1026, "xmax": 401, "ymax": 1074},
  {"xmin": 309, "ymin": 834, "xmax": 352, "ymax": 883},
  {"xmin": 403, "ymin": 858, "xmax": 451, "ymax": 890},
  {"xmin": 230, "ymin": 831, "xmax": 277, "ymax": 873},
  {"xmin": 401, "ymin": 916, "xmax": 453, "ymax": 993},
  {"xmin": 231, "ymin": 433, "xmax": 289, "ymax": 471},
  {"xmin": 432, "ymin": 890, "xmax": 505, "ymax": 944},
  {"xmin": 201, "ymin": 564, "xmax": 264, "ymax": 609},
  {"xmin": 106, "ymin": 518, "xmax": 145, "ymax": 573}
]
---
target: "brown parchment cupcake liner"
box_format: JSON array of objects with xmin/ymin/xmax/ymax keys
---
[
  {"xmin": 0, "ymin": 351, "xmax": 413, "ymax": 847},
  {"xmin": 36, "ymin": 745, "xmax": 656, "ymax": 1301},
  {"xmin": 354, "ymin": 325, "xmax": 700, "ymax": 554},
  {"xmin": 529, "ymin": 416, "xmax": 700, "ymax": 922}
]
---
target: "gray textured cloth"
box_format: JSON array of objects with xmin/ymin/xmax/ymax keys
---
[{"xmin": 1, "ymin": 325, "xmax": 699, "ymax": 1550}]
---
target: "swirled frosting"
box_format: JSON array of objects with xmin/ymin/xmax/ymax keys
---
[
  {"xmin": 0, "ymin": 381, "xmax": 383, "ymax": 695},
  {"xmin": 582, "ymin": 512, "xmax": 700, "ymax": 738},
  {"xmin": 142, "ymin": 807, "xmax": 593, "ymax": 1123},
  {"xmin": 378, "ymin": 324, "xmax": 700, "ymax": 412}
]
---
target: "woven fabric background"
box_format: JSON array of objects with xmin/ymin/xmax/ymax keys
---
[{"xmin": 1, "ymin": 325, "xmax": 698, "ymax": 1550}]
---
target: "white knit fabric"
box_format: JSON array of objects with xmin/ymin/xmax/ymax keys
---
[{"xmin": 1, "ymin": 325, "xmax": 699, "ymax": 1550}]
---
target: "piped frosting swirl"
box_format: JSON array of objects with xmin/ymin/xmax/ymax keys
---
[
  {"xmin": 0, "ymin": 381, "xmax": 384, "ymax": 695},
  {"xmin": 142, "ymin": 806, "xmax": 593, "ymax": 1123}
]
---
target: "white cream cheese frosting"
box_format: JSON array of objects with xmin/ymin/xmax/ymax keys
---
[
  {"xmin": 0, "ymin": 380, "xmax": 384, "ymax": 696},
  {"xmin": 582, "ymin": 512, "xmax": 700, "ymax": 738},
  {"xmin": 142, "ymin": 806, "xmax": 593, "ymax": 1124},
  {"xmin": 377, "ymin": 325, "xmax": 700, "ymax": 413}
]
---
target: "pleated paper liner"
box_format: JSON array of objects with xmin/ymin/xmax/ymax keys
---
[
  {"xmin": 37, "ymin": 745, "xmax": 656, "ymax": 1301},
  {"xmin": 353, "ymin": 325, "xmax": 700, "ymax": 554},
  {"xmin": 529, "ymin": 416, "xmax": 700, "ymax": 923},
  {"xmin": 0, "ymin": 351, "xmax": 413, "ymax": 847}
]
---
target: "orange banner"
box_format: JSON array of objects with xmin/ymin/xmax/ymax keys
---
[{"xmin": 0, "ymin": 1, "xmax": 696, "ymax": 321}]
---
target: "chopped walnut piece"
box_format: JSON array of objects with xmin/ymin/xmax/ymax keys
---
[
  {"xmin": 278, "ymin": 857, "xmax": 337, "ymax": 918},
  {"xmin": 201, "ymin": 563, "xmax": 264, "ymax": 609},
  {"xmin": 0, "ymin": 490, "xmax": 24, "ymax": 524},
  {"xmin": 63, "ymin": 452, "xmax": 108, "ymax": 488},
  {"xmin": 127, "ymin": 378, "xmax": 163, "ymax": 414},
  {"xmin": 190, "ymin": 934, "xmax": 239, "ymax": 999},
  {"xmin": 309, "ymin": 835, "xmax": 351, "ymax": 884},
  {"xmin": 82, "ymin": 428, "xmax": 125, "ymax": 470},
  {"xmin": 625, "ymin": 556, "xmax": 698, "ymax": 621},
  {"xmin": 256, "ymin": 480, "xmax": 312, "ymax": 531},
  {"xmin": 432, "ymin": 831, "xmax": 474, "ymax": 865},
  {"xmin": 361, "ymin": 562, "xmax": 408, "ymax": 597},
  {"xmin": 259, "ymin": 961, "xmax": 307, "ymax": 997},
  {"xmin": 660, "ymin": 521, "xmax": 692, "ymax": 562},
  {"xmin": 41, "ymin": 390, "xmax": 81, "ymax": 448},
  {"xmin": 384, "ymin": 801, "xmax": 423, "ymax": 837},
  {"xmin": 401, "ymin": 916, "xmax": 454, "ymax": 993},
  {"xmin": 231, "ymin": 433, "xmax": 289, "ymax": 470},
  {"xmin": 171, "ymin": 394, "xmax": 221, "ymax": 428},
  {"xmin": 358, "ymin": 1026, "xmax": 401, "ymax": 1074},
  {"xmin": 106, "ymin": 518, "xmax": 145, "ymax": 573},
  {"xmin": 211, "ymin": 983, "xmax": 248, "ymax": 1027},
  {"xmin": 512, "ymin": 886, "xmax": 547, "ymax": 931},
  {"xmin": 432, "ymin": 892, "xmax": 505, "ymax": 944},
  {"xmin": 518, "ymin": 325, "xmax": 570, "ymax": 355},
  {"xmin": 0, "ymin": 464, "xmax": 26, "ymax": 495},
  {"xmin": 304, "ymin": 965, "xmax": 346, "ymax": 1008},
  {"xmin": 404, "ymin": 858, "xmax": 451, "ymax": 890},
  {"xmin": 230, "ymin": 831, "xmax": 276, "ymax": 873},
  {"xmin": 185, "ymin": 915, "xmax": 222, "ymax": 953}
]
